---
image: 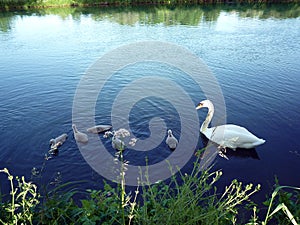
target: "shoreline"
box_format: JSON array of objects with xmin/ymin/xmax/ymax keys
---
[{"xmin": 0, "ymin": 0, "xmax": 298, "ymax": 12}]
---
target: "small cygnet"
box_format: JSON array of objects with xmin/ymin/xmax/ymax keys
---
[
  {"xmin": 72, "ymin": 124, "xmax": 88, "ymax": 143},
  {"xmin": 166, "ymin": 129, "xmax": 178, "ymax": 150},
  {"xmin": 87, "ymin": 125, "xmax": 112, "ymax": 134},
  {"xmin": 50, "ymin": 133, "xmax": 68, "ymax": 150}
]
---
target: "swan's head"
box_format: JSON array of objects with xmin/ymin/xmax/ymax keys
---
[
  {"xmin": 167, "ymin": 129, "xmax": 173, "ymax": 136},
  {"xmin": 72, "ymin": 124, "xmax": 78, "ymax": 132},
  {"xmin": 49, "ymin": 139, "xmax": 55, "ymax": 145},
  {"xmin": 196, "ymin": 100, "xmax": 213, "ymax": 110}
]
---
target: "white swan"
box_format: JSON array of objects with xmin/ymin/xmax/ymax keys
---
[
  {"xmin": 196, "ymin": 100, "xmax": 265, "ymax": 149},
  {"xmin": 72, "ymin": 124, "xmax": 88, "ymax": 143},
  {"xmin": 50, "ymin": 133, "xmax": 68, "ymax": 150},
  {"xmin": 166, "ymin": 129, "xmax": 178, "ymax": 150},
  {"xmin": 87, "ymin": 125, "xmax": 112, "ymax": 134}
]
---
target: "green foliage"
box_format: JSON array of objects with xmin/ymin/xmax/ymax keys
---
[
  {"xmin": 0, "ymin": 0, "xmax": 299, "ymax": 12},
  {"xmin": 1, "ymin": 162, "xmax": 299, "ymax": 225},
  {"xmin": 0, "ymin": 5, "xmax": 299, "ymax": 32},
  {"xmin": 38, "ymin": 185, "xmax": 79, "ymax": 224},
  {"xmin": 0, "ymin": 168, "xmax": 40, "ymax": 225},
  {"xmin": 135, "ymin": 159, "xmax": 260, "ymax": 225},
  {"xmin": 261, "ymin": 178, "xmax": 300, "ymax": 225},
  {"xmin": 38, "ymin": 181, "xmax": 124, "ymax": 225}
]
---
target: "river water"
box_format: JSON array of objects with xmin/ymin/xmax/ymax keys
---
[{"xmin": 0, "ymin": 5, "xmax": 299, "ymax": 204}]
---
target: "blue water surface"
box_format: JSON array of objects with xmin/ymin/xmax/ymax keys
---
[{"xmin": 0, "ymin": 6, "xmax": 299, "ymax": 204}]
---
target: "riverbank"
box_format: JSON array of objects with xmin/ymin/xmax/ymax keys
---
[
  {"xmin": 1, "ymin": 164, "xmax": 299, "ymax": 224},
  {"xmin": 0, "ymin": 0, "xmax": 298, "ymax": 12}
]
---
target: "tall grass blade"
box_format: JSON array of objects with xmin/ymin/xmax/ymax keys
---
[{"xmin": 263, "ymin": 186, "xmax": 300, "ymax": 225}]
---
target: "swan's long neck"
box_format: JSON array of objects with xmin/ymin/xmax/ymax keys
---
[
  {"xmin": 201, "ymin": 102, "xmax": 214, "ymax": 132},
  {"xmin": 72, "ymin": 125, "xmax": 78, "ymax": 133}
]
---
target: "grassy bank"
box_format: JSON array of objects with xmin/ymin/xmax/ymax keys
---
[
  {"xmin": 0, "ymin": 158, "xmax": 299, "ymax": 224},
  {"xmin": 0, "ymin": 0, "xmax": 298, "ymax": 12}
]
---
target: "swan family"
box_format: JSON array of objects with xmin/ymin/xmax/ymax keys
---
[
  {"xmin": 47, "ymin": 124, "xmax": 112, "ymax": 155},
  {"xmin": 48, "ymin": 99, "xmax": 265, "ymax": 156}
]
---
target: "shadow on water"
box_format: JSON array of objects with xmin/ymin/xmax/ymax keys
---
[
  {"xmin": 224, "ymin": 148, "xmax": 260, "ymax": 159},
  {"xmin": 0, "ymin": 4, "xmax": 299, "ymax": 32},
  {"xmin": 200, "ymin": 133, "xmax": 260, "ymax": 160}
]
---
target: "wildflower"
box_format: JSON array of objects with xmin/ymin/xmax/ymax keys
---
[
  {"xmin": 104, "ymin": 131, "xmax": 114, "ymax": 138},
  {"xmin": 31, "ymin": 167, "xmax": 40, "ymax": 176},
  {"xmin": 218, "ymin": 145, "xmax": 229, "ymax": 160},
  {"xmin": 129, "ymin": 138, "xmax": 138, "ymax": 147},
  {"xmin": 114, "ymin": 128, "xmax": 130, "ymax": 138},
  {"xmin": 218, "ymin": 151, "xmax": 229, "ymax": 160},
  {"xmin": 44, "ymin": 153, "xmax": 52, "ymax": 160},
  {"xmin": 112, "ymin": 135, "xmax": 125, "ymax": 151}
]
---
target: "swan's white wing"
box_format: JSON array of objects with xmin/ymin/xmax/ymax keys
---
[{"xmin": 203, "ymin": 125, "xmax": 265, "ymax": 149}]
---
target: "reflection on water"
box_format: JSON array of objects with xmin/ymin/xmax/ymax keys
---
[
  {"xmin": 223, "ymin": 148, "xmax": 260, "ymax": 159},
  {"xmin": 0, "ymin": 4, "xmax": 299, "ymax": 32},
  {"xmin": 200, "ymin": 133, "xmax": 260, "ymax": 160},
  {"xmin": 0, "ymin": 2, "xmax": 299, "ymax": 207}
]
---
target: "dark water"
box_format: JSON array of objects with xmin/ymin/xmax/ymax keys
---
[{"xmin": 0, "ymin": 5, "xmax": 299, "ymax": 206}]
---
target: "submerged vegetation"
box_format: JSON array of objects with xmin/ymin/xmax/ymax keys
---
[{"xmin": 0, "ymin": 154, "xmax": 299, "ymax": 224}]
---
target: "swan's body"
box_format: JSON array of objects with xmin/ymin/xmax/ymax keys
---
[
  {"xmin": 196, "ymin": 100, "xmax": 265, "ymax": 150},
  {"xmin": 49, "ymin": 133, "xmax": 68, "ymax": 150},
  {"xmin": 72, "ymin": 124, "xmax": 88, "ymax": 143},
  {"xmin": 87, "ymin": 125, "xmax": 112, "ymax": 134},
  {"xmin": 166, "ymin": 129, "xmax": 178, "ymax": 150}
]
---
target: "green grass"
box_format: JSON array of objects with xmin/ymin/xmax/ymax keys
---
[
  {"xmin": 0, "ymin": 156, "xmax": 299, "ymax": 225},
  {"xmin": 261, "ymin": 177, "xmax": 300, "ymax": 225}
]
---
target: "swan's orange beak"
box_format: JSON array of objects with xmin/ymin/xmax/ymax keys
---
[{"xmin": 196, "ymin": 103, "xmax": 203, "ymax": 110}]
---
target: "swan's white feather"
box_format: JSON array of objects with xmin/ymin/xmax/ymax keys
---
[
  {"xmin": 204, "ymin": 125, "xmax": 265, "ymax": 149},
  {"xmin": 196, "ymin": 100, "xmax": 265, "ymax": 149}
]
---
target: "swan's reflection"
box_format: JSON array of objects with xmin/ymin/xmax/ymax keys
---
[{"xmin": 199, "ymin": 134, "xmax": 260, "ymax": 160}]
